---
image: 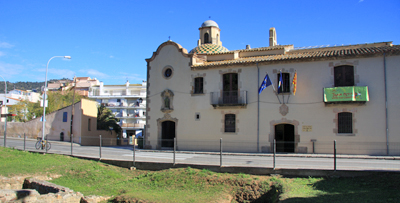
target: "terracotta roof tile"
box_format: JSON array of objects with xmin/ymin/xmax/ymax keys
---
[{"xmin": 192, "ymin": 44, "xmax": 400, "ymax": 69}]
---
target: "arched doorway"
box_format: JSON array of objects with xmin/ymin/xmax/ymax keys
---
[
  {"xmin": 275, "ymin": 124, "xmax": 295, "ymax": 153},
  {"xmin": 162, "ymin": 121, "xmax": 175, "ymax": 148}
]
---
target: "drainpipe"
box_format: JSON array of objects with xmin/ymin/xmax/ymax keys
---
[{"xmin": 383, "ymin": 53, "xmax": 389, "ymax": 155}]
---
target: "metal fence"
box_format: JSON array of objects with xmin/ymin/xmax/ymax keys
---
[{"xmin": 1, "ymin": 134, "xmax": 399, "ymax": 172}]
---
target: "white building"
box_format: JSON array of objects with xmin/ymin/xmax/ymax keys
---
[
  {"xmin": 0, "ymin": 89, "xmax": 41, "ymax": 122},
  {"xmin": 89, "ymin": 80, "xmax": 146, "ymax": 144},
  {"xmin": 145, "ymin": 20, "xmax": 400, "ymax": 155}
]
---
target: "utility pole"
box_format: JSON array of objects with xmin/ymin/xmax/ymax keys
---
[{"xmin": 70, "ymin": 76, "xmax": 76, "ymax": 143}]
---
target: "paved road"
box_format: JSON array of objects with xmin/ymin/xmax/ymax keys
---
[{"xmin": 1, "ymin": 137, "xmax": 399, "ymax": 172}]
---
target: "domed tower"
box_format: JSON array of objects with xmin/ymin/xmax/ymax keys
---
[{"xmin": 190, "ymin": 20, "xmax": 229, "ymax": 54}]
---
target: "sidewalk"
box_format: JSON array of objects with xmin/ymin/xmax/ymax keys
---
[{"xmin": 2, "ymin": 136, "xmax": 400, "ymax": 160}]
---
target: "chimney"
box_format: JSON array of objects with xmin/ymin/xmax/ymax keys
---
[
  {"xmin": 246, "ymin": 45, "xmax": 251, "ymax": 49},
  {"xmin": 269, "ymin": 27, "xmax": 277, "ymax": 46}
]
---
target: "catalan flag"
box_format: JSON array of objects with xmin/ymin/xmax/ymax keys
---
[{"xmin": 292, "ymin": 71, "xmax": 297, "ymax": 95}]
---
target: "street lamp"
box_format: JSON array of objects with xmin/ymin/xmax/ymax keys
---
[
  {"xmin": 0, "ymin": 75, "xmax": 7, "ymax": 147},
  {"xmin": 42, "ymin": 56, "xmax": 71, "ymax": 141}
]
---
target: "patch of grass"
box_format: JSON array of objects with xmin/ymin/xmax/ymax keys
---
[{"xmin": 1, "ymin": 147, "xmax": 399, "ymax": 203}]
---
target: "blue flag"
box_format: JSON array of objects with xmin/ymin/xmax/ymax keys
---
[{"xmin": 259, "ymin": 74, "xmax": 272, "ymax": 94}]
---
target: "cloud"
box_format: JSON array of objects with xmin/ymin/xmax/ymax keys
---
[
  {"xmin": 35, "ymin": 68, "xmax": 76, "ymax": 80},
  {"xmin": 0, "ymin": 51, "xmax": 5, "ymax": 57},
  {"xmin": 79, "ymin": 69, "xmax": 108, "ymax": 78},
  {"xmin": 109, "ymin": 55, "xmax": 114, "ymax": 58},
  {"xmin": 0, "ymin": 62, "xmax": 24, "ymax": 77},
  {"xmin": 115, "ymin": 72, "xmax": 145, "ymax": 82},
  {"xmin": 359, "ymin": 0, "xmax": 364, "ymax": 2},
  {"xmin": 0, "ymin": 42, "xmax": 14, "ymax": 48}
]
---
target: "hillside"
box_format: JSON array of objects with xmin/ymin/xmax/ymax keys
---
[{"xmin": 0, "ymin": 78, "xmax": 71, "ymax": 92}]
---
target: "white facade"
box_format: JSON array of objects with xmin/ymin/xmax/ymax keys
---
[
  {"xmin": 89, "ymin": 80, "xmax": 147, "ymax": 141},
  {"xmin": 145, "ymin": 20, "xmax": 400, "ymax": 155}
]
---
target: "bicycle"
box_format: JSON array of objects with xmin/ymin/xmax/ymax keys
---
[{"xmin": 35, "ymin": 138, "xmax": 51, "ymax": 151}]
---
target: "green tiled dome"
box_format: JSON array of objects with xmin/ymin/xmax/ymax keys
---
[{"xmin": 190, "ymin": 43, "xmax": 229, "ymax": 54}]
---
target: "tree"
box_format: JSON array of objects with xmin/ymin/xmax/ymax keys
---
[
  {"xmin": 97, "ymin": 105, "xmax": 122, "ymax": 135},
  {"xmin": 8, "ymin": 100, "xmax": 41, "ymax": 122},
  {"xmin": 7, "ymin": 89, "xmax": 86, "ymax": 122}
]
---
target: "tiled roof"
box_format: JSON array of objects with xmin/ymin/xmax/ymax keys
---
[
  {"xmin": 190, "ymin": 43, "xmax": 229, "ymax": 54},
  {"xmin": 192, "ymin": 44, "xmax": 400, "ymax": 69}
]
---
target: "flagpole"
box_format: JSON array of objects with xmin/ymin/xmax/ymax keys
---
[
  {"xmin": 257, "ymin": 63, "xmax": 260, "ymax": 153},
  {"xmin": 266, "ymin": 71, "xmax": 282, "ymax": 104}
]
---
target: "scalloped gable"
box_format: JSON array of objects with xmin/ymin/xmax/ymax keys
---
[{"xmin": 146, "ymin": 41, "xmax": 189, "ymax": 63}]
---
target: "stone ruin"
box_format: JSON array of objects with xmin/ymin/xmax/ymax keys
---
[{"xmin": 0, "ymin": 176, "xmax": 109, "ymax": 203}]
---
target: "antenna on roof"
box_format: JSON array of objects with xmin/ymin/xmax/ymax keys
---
[
  {"xmin": 168, "ymin": 36, "xmax": 171, "ymax": 41},
  {"xmin": 209, "ymin": 16, "xmax": 211, "ymax": 19}
]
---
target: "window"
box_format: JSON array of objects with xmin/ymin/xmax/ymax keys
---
[
  {"xmin": 338, "ymin": 112, "xmax": 352, "ymax": 134},
  {"xmin": 223, "ymin": 73, "xmax": 238, "ymax": 104},
  {"xmin": 63, "ymin": 112, "xmax": 68, "ymax": 122},
  {"xmin": 88, "ymin": 118, "xmax": 91, "ymax": 131},
  {"xmin": 194, "ymin": 77, "xmax": 204, "ymax": 94},
  {"xmin": 277, "ymin": 72, "xmax": 290, "ymax": 93},
  {"xmin": 204, "ymin": 33, "xmax": 210, "ymax": 43},
  {"xmin": 117, "ymin": 99, "xmax": 121, "ymax": 102},
  {"xmin": 195, "ymin": 113, "xmax": 200, "ymax": 121},
  {"xmin": 334, "ymin": 65, "xmax": 354, "ymax": 87},
  {"xmin": 164, "ymin": 68, "xmax": 172, "ymax": 78},
  {"xmin": 225, "ymin": 114, "xmax": 236, "ymax": 132}
]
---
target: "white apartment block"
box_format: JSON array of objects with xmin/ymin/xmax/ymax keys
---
[{"xmin": 89, "ymin": 80, "xmax": 146, "ymax": 144}]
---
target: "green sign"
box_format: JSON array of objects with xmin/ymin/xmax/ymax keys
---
[{"xmin": 324, "ymin": 86, "xmax": 369, "ymax": 102}]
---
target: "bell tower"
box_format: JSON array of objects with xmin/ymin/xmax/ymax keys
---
[{"xmin": 198, "ymin": 20, "xmax": 222, "ymax": 47}]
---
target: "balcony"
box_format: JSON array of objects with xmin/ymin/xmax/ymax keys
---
[
  {"xmin": 324, "ymin": 86, "xmax": 369, "ymax": 104},
  {"xmin": 121, "ymin": 123, "xmax": 145, "ymax": 129},
  {"xmin": 210, "ymin": 91, "xmax": 247, "ymax": 108},
  {"xmin": 102, "ymin": 102, "xmax": 145, "ymax": 109},
  {"xmin": 115, "ymin": 113, "xmax": 146, "ymax": 119}
]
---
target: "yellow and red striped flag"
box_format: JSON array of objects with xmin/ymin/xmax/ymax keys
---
[{"xmin": 292, "ymin": 71, "xmax": 297, "ymax": 95}]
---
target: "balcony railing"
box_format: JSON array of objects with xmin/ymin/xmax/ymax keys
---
[
  {"xmin": 210, "ymin": 91, "xmax": 247, "ymax": 107},
  {"xmin": 121, "ymin": 123, "xmax": 145, "ymax": 128},
  {"xmin": 101, "ymin": 102, "xmax": 145, "ymax": 108}
]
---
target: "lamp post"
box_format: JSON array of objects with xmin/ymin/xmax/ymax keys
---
[
  {"xmin": 42, "ymin": 56, "xmax": 71, "ymax": 141},
  {"xmin": 0, "ymin": 75, "xmax": 7, "ymax": 147}
]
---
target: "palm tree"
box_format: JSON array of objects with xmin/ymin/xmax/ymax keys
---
[{"xmin": 97, "ymin": 105, "xmax": 122, "ymax": 135}]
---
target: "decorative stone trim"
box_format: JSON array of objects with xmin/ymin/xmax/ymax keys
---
[
  {"xmin": 156, "ymin": 114, "xmax": 178, "ymax": 149},
  {"xmin": 329, "ymin": 60, "xmax": 360, "ymax": 87},
  {"xmin": 332, "ymin": 108, "xmax": 358, "ymax": 136},
  {"xmin": 272, "ymin": 68, "xmax": 295, "ymax": 94},
  {"xmin": 268, "ymin": 118, "xmax": 300, "ymax": 152},
  {"xmin": 220, "ymin": 110, "xmax": 240, "ymax": 134},
  {"xmin": 145, "ymin": 40, "xmax": 189, "ymax": 63},
  {"xmin": 161, "ymin": 89, "xmax": 174, "ymax": 113},
  {"xmin": 190, "ymin": 73, "xmax": 207, "ymax": 95},
  {"xmin": 218, "ymin": 69, "xmax": 242, "ymax": 96},
  {"xmin": 279, "ymin": 104, "xmax": 289, "ymax": 116},
  {"xmin": 162, "ymin": 66, "xmax": 174, "ymax": 80},
  {"xmin": 145, "ymin": 65, "xmax": 151, "ymax": 148}
]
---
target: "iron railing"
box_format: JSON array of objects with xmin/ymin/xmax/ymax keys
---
[{"xmin": 210, "ymin": 91, "xmax": 247, "ymax": 107}]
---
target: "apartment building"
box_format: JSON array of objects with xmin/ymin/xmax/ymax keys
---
[{"xmin": 89, "ymin": 80, "xmax": 146, "ymax": 144}]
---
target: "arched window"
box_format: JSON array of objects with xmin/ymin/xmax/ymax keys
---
[
  {"xmin": 204, "ymin": 33, "xmax": 210, "ymax": 44},
  {"xmin": 338, "ymin": 112, "xmax": 352, "ymax": 134}
]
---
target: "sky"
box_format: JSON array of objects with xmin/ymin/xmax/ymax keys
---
[{"xmin": 0, "ymin": 0, "xmax": 399, "ymax": 85}]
